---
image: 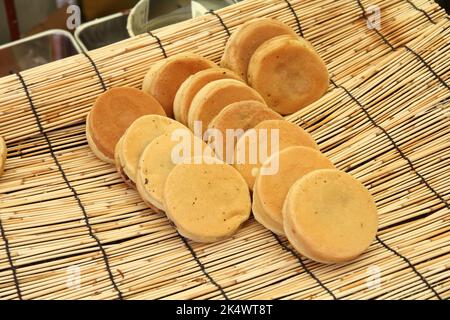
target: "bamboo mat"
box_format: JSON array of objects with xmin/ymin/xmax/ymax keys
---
[{"xmin": 0, "ymin": 0, "xmax": 448, "ymax": 300}]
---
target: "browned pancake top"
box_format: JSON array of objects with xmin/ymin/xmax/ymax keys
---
[{"xmin": 89, "ymin": 87, "xmax": 166, "ymax": 159}]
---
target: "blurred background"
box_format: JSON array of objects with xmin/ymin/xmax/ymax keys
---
[
  {"xmin": 0, "ymin": 0, "xmax": 239, "ymax": 76},
  {"xmin": 0, "ymin": 0, "xmax": 448, "ymax": 77}
]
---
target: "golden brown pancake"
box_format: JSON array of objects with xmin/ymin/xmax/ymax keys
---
[
  {"xmin": 248, "ymin": 35, "xmax": 329, "ymax": 115},
  {"xmin": 163, "ymin": 156, "xmax": 251, "ymax": 242},
  {"xmin": 221, "ymin": 18, "xmax": 297, "ymax": 81},
  {"xmin": 86, "ymin": 87, "xmax": 166, "ymax": 163},
  {"xmin": 207, "ymin": 100, "xmax": 282, "ymax": 161},
  {"xmin": 187, "ymin": 79, "xmax": 265, "ymax": 134},
  {"xmin": 86, "ymin": 112, "xmax": 113, "ymax": 164},
  {"xmin": 233, "ymin": 119, "xmax": 319, "ymax": 190},
  {"xmin": 253, "ymin": 146, "xmax": 334, "ymax": 235},
  {"xmin": 142, "ymin": 53, "xmax": 217, "ymax": 118},
  {"xmin": 173, "ymin": 67, "xmax": 242, "ymax": 125},
  {"xmin": 0, "ymin": 137, "xmax": 7, "ymax": 177},
  {"xmin": 283, "ymin": 169, "xmax": 379, "ymax": 263}
]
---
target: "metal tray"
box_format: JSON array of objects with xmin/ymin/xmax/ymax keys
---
[
  {"xmin": 0, "ymin": 29, "xmax": 81, "ymax": 77},
  {"xmin": 75, "ymin": 11, "xmax": 131, "ymax": 51}
]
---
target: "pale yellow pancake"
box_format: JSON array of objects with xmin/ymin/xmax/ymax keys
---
[
  {"xmin": 253, "ymin": 146, "xmax": 334, "ymax": 235},
  {"xmin": 0, "ymin": 137, "xmax": 7, "ymax": 177},
  {"xmin": 207, "ymin": 100, "xmax": 282, "ymax": 161},
  {"xmin": 173, "ymin": 68, "xmax": 242, "ymax": 125},
  {"xmin": 220, "ymin": 18, "xmax": 297, "ymax": 81},
  {"xmin": 283, "ymin": 169, "xmax": 379, "ymax": 264},
  {"xmin": 187, "ymin": 79, "xmax": 265, "ymax": 134},
  {"xmin": 116, "ymin": 115, "xmax": 187, "ymax": 185},
  {"xmin": 233, "ymin": 119, "xmax": 319, "ymax": 190},
  {"xmin": 163, "ymin": 156, "xmax": 251, "ymax": 242},
  {"xmin": 142, "ymin": 53, "xmax": 217, "ymax": 118},
  {"xmin": 136, "ymin": 130, "xmax": 213, "ymax": 211},
  {"xmin": 248, "ymin": 35, "xmax": 329, "ymax": 115}
]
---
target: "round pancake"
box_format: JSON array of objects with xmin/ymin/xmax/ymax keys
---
[
  {"xmin": 142, "ymin": 53, "xmax": 217, "ymax": 118},
  {"xmin": 116, "ymin": 115, "xmax": 187, "ymax": 185},
  {"xmin": 233, "ymin": 119, "xmax": 319, "ymax": 190},
  {"xmin": 283, "ymin": 169, "xmax": 379, "ymax": 264},
  {"xmin": 0, "ymin": 137, "xmax": 7, "ymax": 177},
  {"xmin": 163, "ymin": 156, "xmax": 251, "ymax": 242},
  {"xmin": 253, "ymin": 146, "xmax": 334, "ymax": 235},
  {"xmin": 248, "ymin": 35, "xmax": 329, "ymax": 115},
  {"xmin": 136, "ymin": 130, "xmax": 213, "ymax": 211},
  {"xmin": 87, "ymin": 87, "xmax": 166, "ymax": 163},
  {"xmin": 207, "ymin": 100, "xmax": 282, "ymax": 161},
  {"xmin": 220, "ymin": 18, "xmax": 297, "ymax": 81},
  {"xmin": 173, "ymin": 68, "xmax": 242, "ymax": 125},
  {"xmin": 187, "ymin": 79, "xmax": 265, "ymax": 134}
]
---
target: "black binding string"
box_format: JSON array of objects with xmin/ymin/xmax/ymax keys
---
[
  {"xmin": 207, "ymin": 9, "xmax": 231, "ymax": 37},
  {"xmin": 143, "ymin": 37, "xmax": 228, "ymax": 299},
  {"xmin": 180, "ymin": 236, "xmax": 229, "ymax": 299},
  {"xmin": 372, "ymin": 27, "xmax": 395, "ymax": 50},
  {"xmin": 15, "ymin": 72, "xmax": 123, "ymax": 300},
  {"xmin": 329, "ymin": 78, "xmax": 445, "ymax": 300},
  {"xmin": 81, "ymin": 51, "xmax": 107, "ymax": 91},
  {"xmin": 330, "ymin": 77, "xmax": 339, "ymax": 89},
  {"xmin": 147, "ymin": 31, "xmax": 168, "ymax": 59},
  {"xmin": 283, "ymin": 0, "xmax": 304, "ymax": 37},
  {"xmin": 376, "ymin": 235, "xmax": 442, "ymax": 299},
  {"xmin": 273, "ymin": 234, "xmax": 337, "ymax": 299},
  {"xmin": 404, "ymin": 45, "xmax": 450, "ymax": 90},
  {"xmin": 405, "ymin": 0, "xmax": 436, "ymax": 24},
  {"xmin": 0, "ymin": 218, "xmax": 22, "ymax": 300}
]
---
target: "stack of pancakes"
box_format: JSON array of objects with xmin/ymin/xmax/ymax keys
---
[{"xmin": 85, "ymin": 19, "xmax": 378, "ymax": 264}]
